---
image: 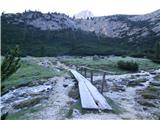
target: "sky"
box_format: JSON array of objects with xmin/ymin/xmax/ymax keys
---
[{"xmin": 0, "ymin": 0, "xmax": 160, "ymax": 17}]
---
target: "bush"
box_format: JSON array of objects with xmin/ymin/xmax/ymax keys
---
[
  {"xmin": 150, "ymin": 58, "xmax": 160, "ymax": 64},
  {"xmin": 147, "ymin": 54, "xmax": 160, "ymax": 64},
  {"xmin": 117, "ymin": 60, "xmax": 139, "ymax": 72}
]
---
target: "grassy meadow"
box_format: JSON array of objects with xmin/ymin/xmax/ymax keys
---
[
  {"xmin": 61, "ymin": 56, "xmax": 160, "ymax": 74},
  {"xmin": 1, "ymin": 60, "xmax": 64, "ymax": 93}
]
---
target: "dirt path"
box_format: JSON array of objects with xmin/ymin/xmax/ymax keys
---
[{"xmin": 25, "ymin": 77, "xmax": 75, "ymax": 120}]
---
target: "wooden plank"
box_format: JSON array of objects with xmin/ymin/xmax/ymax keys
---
[
  {"xmin": 78, "ymin": 81, "xmax": 99, "ymax": 109},
  {"xmin": 84, "ymin": 79, "xmax": 112, "ymax": 110},
  {"xmin": 70, "ymin": 69, "xmax": 99, "ymax": 109},
  {"xmin": 70, "ymin": 69, "xmax": 112, "ymax": 110}
]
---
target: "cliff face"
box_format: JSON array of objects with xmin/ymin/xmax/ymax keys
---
[{"xmin": 76, "ymin": 10, "xmax": 160, "ymax": 38}]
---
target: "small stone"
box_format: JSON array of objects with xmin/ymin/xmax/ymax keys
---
[
  {"xmin": 66, "ymin": 101, "xmax": 74, "ymax": 105},
  {"xmin": 63, "ymin": 84, "xmax": 68, "ymax": 88},
  {"xmin": 143, "ymin": 107, "xmax": 148, "ymax": 110},
  {"xmin": 111, "ymin": 84, "xmax": 125, "ymax": 92},
  {"xmin": 72, "ymin": 109, "xmax": 81, "ymax": 117},
  {"xmin": 127, "ymin": 79, "xmax": 147, "ymax": 87}
]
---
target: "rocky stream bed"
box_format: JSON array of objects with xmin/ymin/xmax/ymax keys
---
[{"xmin": 1, "ymin": 58, "xmax": 160, "ymax": 120}]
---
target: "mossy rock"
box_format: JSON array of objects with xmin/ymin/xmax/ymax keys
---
[
  {"xmin": 150, "ymin": 81, "xmax": 160, "ymax": 86},
  {"xmin": 147, "ymin": 85, "xmax": 160, "ymax": 92},
  {"xmin": 127, "ymin": 79, "xmax": 147, "ymax": 87},
  {"xmin": 141, "ymin": 92, "xmax": 159, "ymax": 99},
  {"xmin": 13, "ymin": 96, "xmax": 47, "ymax": 109},
  {"xmin": 137, "ymin": 99, "xmax": 156, "ymax": 107},
  {"xmin": 68, "ymin": 85, "xmax": 79, "ymax": 99}
]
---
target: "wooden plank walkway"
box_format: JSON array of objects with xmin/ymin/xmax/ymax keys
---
[{"xmin": 70, "ymin": 69, "xmax": 112, "ymax": 110}]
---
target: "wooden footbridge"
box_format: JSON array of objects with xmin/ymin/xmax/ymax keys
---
[{"xmin": 70, "ymin": 69, "xmax": 112, "ymax": 110}]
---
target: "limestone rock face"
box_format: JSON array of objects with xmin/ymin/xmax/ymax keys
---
[{"xmin": 2, "ymin": 9, "xmax": 160, "ymax": 39}]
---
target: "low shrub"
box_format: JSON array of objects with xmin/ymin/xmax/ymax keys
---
[
  {"xmin": 150, "ymin": 58, "xmax": 160, "ymax": 64},
  {"xmin": 117, "ymin": 60, "xmax": 139, "ymax": 72}
]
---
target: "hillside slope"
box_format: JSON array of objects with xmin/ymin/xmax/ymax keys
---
[{"xmin": 1, "ymin": 10, "xmax": 160, "ymax": 56}]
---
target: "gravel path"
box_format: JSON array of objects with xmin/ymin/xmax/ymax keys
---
[{"xmin": 27, "ymin": 77, "xmax": 75, "ymax": 120}]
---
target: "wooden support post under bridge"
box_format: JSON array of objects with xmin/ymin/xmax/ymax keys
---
[
  {"xmin": 84, "ymin": 68, "xmax": 87, "ymax": 77},
  {"xmin": 101, "ymin": 72, "xmax": 106, "ymax": 94},
  {"xmin": 80, "ymin": 67, "xmax": 83, "ymax": 74},
  {"xmin": 90, "ymin": 70, "xmax": 93, "ymax": 84}
]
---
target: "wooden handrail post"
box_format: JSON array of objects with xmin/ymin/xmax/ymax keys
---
[
  {"xmin": 101, "ymin": 72, "xmax": 106, "ymax": 94},
  {"xmin": 90, "ymin": 70, "xmax": 93, "ymax": 84},
  {"xmin": 84, "ymin": 68, "xmax": 87, "ymax": 77},
  {"xmin": 80, "ymin": 68, "xmax": 82, "ymax": 74},
  {"xmin": 75, "ymin": 65, "xmax": 78, "ymax": 71}
]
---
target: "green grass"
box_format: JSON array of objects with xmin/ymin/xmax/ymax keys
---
[
  {"xmin": 146, "ymin": 85, "xmax": 159, "ymax": 92},
  {"xmin": 65, "ymin": 100, "xmax": 82, "ymax": 118},
  {"xmin": 154, "ymin": 75, "xmax": 160, "ymax": 81},
  {"xmin": 104, "ymin": 97, "xmax": 126, "ymax": 114},
  {"xmin": 61, "ymin": 56, "xmax": 160, "ymax": 74},
  {"xmin": 2, "ymin": 60, "xmax": 64, "ymax": 93},
  {"xmin": 5, "ymin": 105, "xmax": 43, "ymax": 120}
]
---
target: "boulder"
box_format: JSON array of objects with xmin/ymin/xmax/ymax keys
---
[
  {"xmin": 127, "ymin": 79, "xmax": 147, "ymax": 87},
  {"xmin": 111, "ymin": 84, "xmax": 125, "ymax": 92},
  {"xmin": 68, "ymin": 86, "xmax": 79, "ymax": 99},
  {"xmin": 150, "ymin": 81, "xmax": 160, "ymax": 86}
]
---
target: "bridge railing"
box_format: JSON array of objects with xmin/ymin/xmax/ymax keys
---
[{"xmin": 74, "ymin": 65, "xmax": 114, "ymax": 94}]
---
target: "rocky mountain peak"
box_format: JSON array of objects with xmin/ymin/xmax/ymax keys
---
[{"xmin": 74, "ymin": 10, "xmax": 94, "ymax": 19}]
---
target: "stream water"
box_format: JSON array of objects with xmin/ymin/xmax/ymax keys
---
[{"xmin": 1, "ymin": 69, "xmax": 160, "ymax": 120}]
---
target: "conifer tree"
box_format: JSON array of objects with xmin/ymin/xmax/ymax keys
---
[
  {"xmin": 155, "ymin": 41, "xmax": 160, "ymax": 59},
  {"xmin": 1, "ymin": 46, "xmax": 21, "ymax": 81}
]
